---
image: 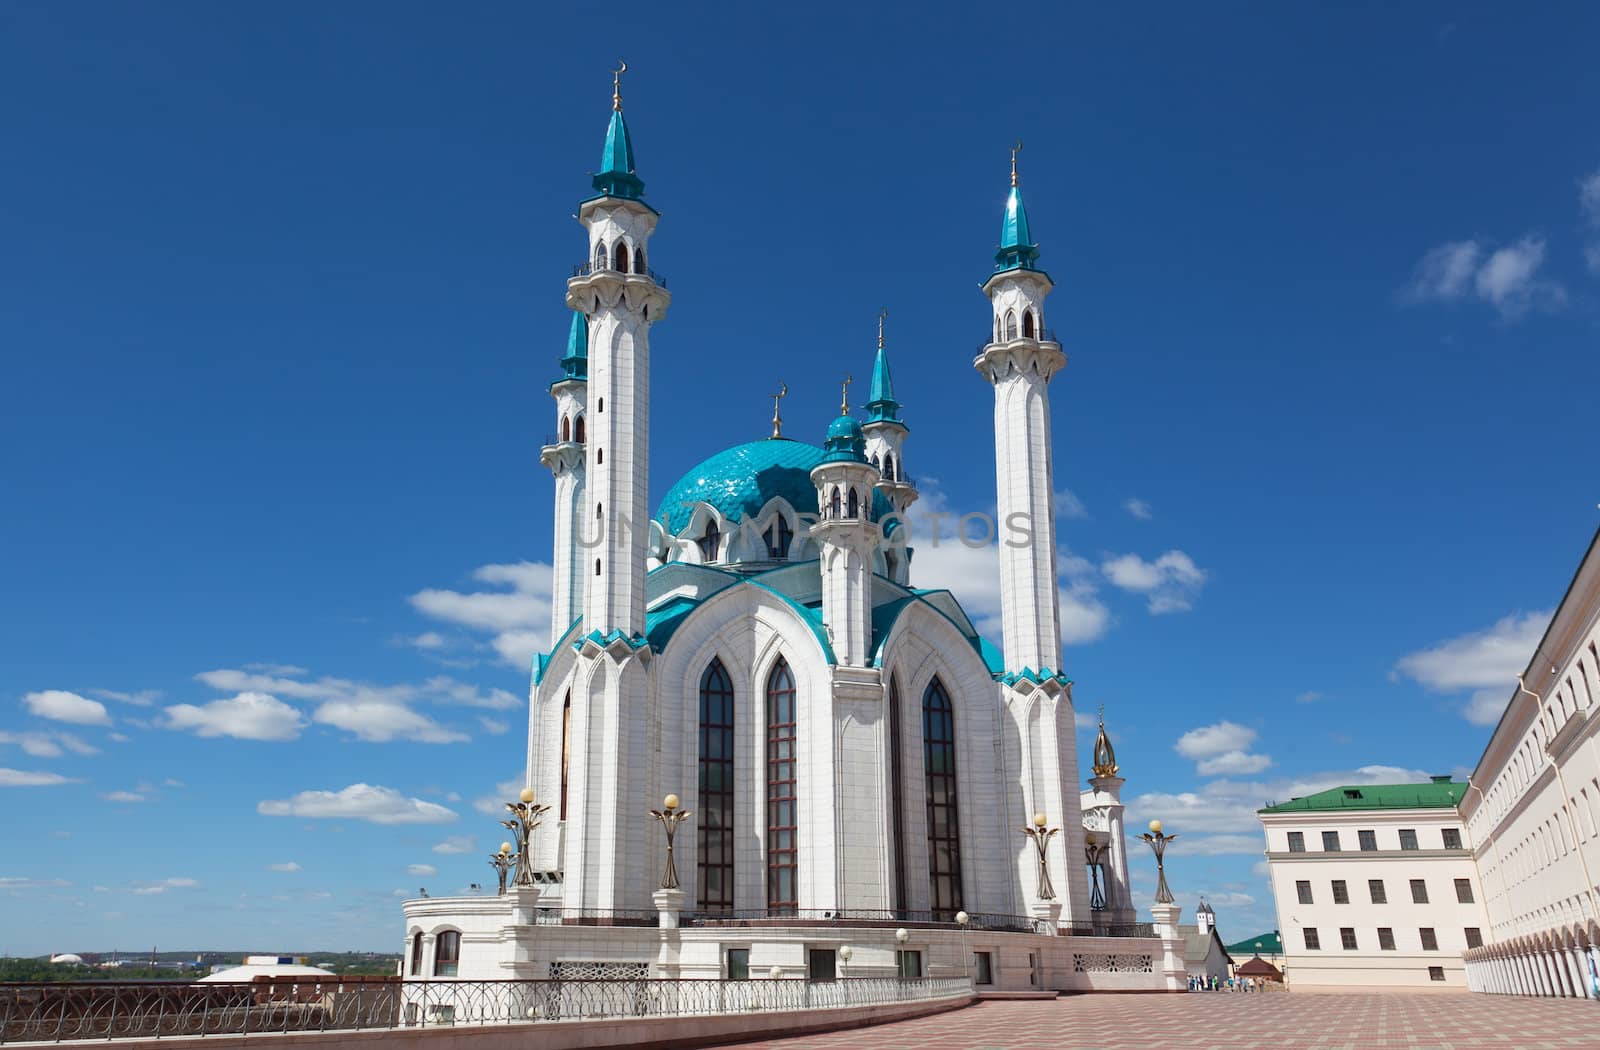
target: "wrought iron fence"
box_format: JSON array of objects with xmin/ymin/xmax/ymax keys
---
[
  {"xmin": 569, "ymin": 262, "xmax": 669, "ymax": 288},
  {"xmin": 1062, "ymin": 922, "xmax": 1158, "ymax": 938},
  {"xmin": 0, "ymin": 975, "xmax": 972, "ymax": 1043}
]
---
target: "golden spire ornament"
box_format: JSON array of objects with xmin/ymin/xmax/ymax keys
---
[
  {"xmin": 1010, "ymin": 139, "xmax": 1022, "ymax": 187},
  {"xmin": 839, "ymin": 373, "xmax": 853, "ymax": 415},
  {"xmin": 769, "ymin": 381, "xmax": 788, "ymax": 439},
  {"xmin": 877, "ymin": 307, "xmax": 888, "ymax": 351},
  {"xmin": 612, "ymin": 59, "xmax": 628, "ymax": 111},
  {"xmin": 1091, "ymin": 705, "xmax": 1120, "ymax": 779}
]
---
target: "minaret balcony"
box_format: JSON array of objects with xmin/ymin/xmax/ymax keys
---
[
  {"xmin": 570, "ymin": 260, "xmax": 668, "ymax": 289},
  {"xmin": 566, "ymin": 263, "xmax": 672, "ymax": 318},
  {"xmin": 974, "ymin": 327, "xmax": 1059, "ymax": 354},
  {"xmin": 539, "ymin": 437, "xmax": 584, "ymax": 475}
]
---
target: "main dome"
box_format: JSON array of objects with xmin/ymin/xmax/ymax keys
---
[{"xmin": 657, "ymin": 439, "xmax": 892, "ymax": 535}]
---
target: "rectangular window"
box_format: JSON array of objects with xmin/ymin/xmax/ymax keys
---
[
  {"xmin": 973, "ymin": 952, "xmax": 994, "ymax": 986},
  {"xmin": 896, "ymin": 950, "xmax": 923, "ymax": 979},
  {"xmin": 1428, "ymin": 965, "xmax": 1445, "ymax": 981},
  {"xmin": 1454, "ymin": 878, "xmax": 1474, "ymax": 904},
  {"xmin": 727, "ymin": 948, "xmax": 750, "ymax": 980},
  {"xmin": 1340, "ymin": 928, "xmax": 1358, "ymax": 950},
  {"xmin": 1378, "ymin": 927, "xmax": 1396, "ymax": 950},
  {"xmin": 1029, "ymin": 952, "xmax": 1038, "ymax": 987},
  {"xmin": 1410, "ymin": 879, "xmax": 1429, "ymax": 904},
  {"xmin": 1296, "ymin": 880, "xmax": 1313, "ymax": 905},
  {"xmin": 1399, "ymin": 829, "xmax": 1419, "ymax": 850},
  {"xmin": 1321, "ymin": 830, "xmax": 1341, "ymax": 851},
  {"xmin": 410, "ymin": 933, "xmax": 423, "ymax": 976},
  {"xmin": 432, "ymin": 930, "xmax": 460, "ymax": 977},
  {"xmin": 1358, "ymin": 829, "xmax": 1378, "ymax": 851},
  {"xmin": 1465, "ymin": 928, "xmax": 1483, "ymax": 949},
  {"xmin": 1332, "ymin": 880, "xmax": 1349, "ymax": 904},
  {"xmin": 1287, "ymin": 831, "xmax": 1305, "ymax": 853},
  {"xmin": 1419, "ymin": 928, "xmax": 1438, "ymax": 951},
  {"xmin": 1442, "ymin": 827, "xmax": 1463, "ymax": 850},
  {"xmin": 807, "ymin": 948, "xmax": 837, "ymax": 982},
  {"xmin": 1303, "ymin": 928, "xmax": 1321, "ymax": 951},
  {"xmin": 1369, "ymin": 879, "xmax": 1387, "ymax": 904}
]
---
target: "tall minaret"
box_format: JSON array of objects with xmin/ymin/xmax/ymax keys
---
[
  {"xmin": 975, "ymin": 146, "xmax": 1066, "ymax": 675},
  {"xmin": 861, "ymin": 314, "xmax": 918, "ymax": 587},
  {"xmin": 809, "ymin": 380, "xmax": 881, "ymax": 667},
  {"xmin": 540, "ymin": 311, "xmax": 589, "ymax": 643},
  {"xmin": 566, "ymin": 66, "xmax": 670, "ymax": 641}
]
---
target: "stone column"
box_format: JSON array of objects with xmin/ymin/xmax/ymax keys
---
[{"xmin": 1151, "ymin": 903, "xmax": 1185, "ymax": 992}]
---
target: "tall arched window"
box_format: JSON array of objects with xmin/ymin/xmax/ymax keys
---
[
  {"xmin": 594, "ymin": 242, "xmax": 607, "ymax": 271},
  {"xmin": 615, "ymin": 242, "xmax": 630, "ymax": 273},
  {"xmin": 559, "ymin": 692, "xmax": 571, "ymax": 821},
  {"xmin": 846, "ymin": 487, "xmax": 860, "ymax": 518},
  {"xmin": 766, "ymin": 658, "xmax": 799, "ymax": 914},
  {"xmin": 432, "ymin": 930, "xmax": 460, "ymax": 977},
  {"xmin": 698, "ymin": 520, "xmax": 720, "ymax": 562},
  {"xmin": 1022, "ymin": 310, "xmax": 1036, "ymax": 338},
  {"xmin": 561, "ymin": 416, "xmax": 571, "ymax": 442},
  {"xmin": 885, "ymin": 453, "xmax": 896, "ymax": 481},
  {"xmin": 698, "ymin": 659, "xmax": 735, "ymax": 913},
  {"xmin": 1004, "ymin": 310, "xmax": 1018, "ymax": 340},
  {"xmin": 574, "ymin": 416, "xmax": 585, "ymax": 443},
  {"xmin": 923, "ymin": 677, "xmax": 964, "ymax": 920},
  {"xmin": 409, "ymin": 931, "xmax": 423, "ymax": 975},
  {"xmin": 634, "ymin": 246, "xmax": 647, "ymax": 274},
  {"xmin": 887, "ymin": 674, "xmax": 907, "ymax": 915},
  {"xmin": 829, "ymin": 488, "xmax": 841, "ymax": 519}
]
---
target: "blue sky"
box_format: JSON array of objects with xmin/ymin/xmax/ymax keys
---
[{"xmin": 3, "ymin": 1, "xmax": 1599, "ymax": 956}]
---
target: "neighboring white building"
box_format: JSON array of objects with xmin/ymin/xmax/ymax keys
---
[
  {"xmin": 1461, "ymin": 527, "xmax": 1600, "ymax": 998},
  {"xmin": 400, "ymin": 79, "xmax": 1175, "ymax": 994},
  {"xmin": 200, "ymin": 956, "xmax": 335, "ymax": 983},
  {"xmin": 1258, "ymin": 778, "xmax": 1488, "ymax": 990},
  {"xmin": 1180, "ymin": 902, "xmax": 1233, "ymax": 982}
]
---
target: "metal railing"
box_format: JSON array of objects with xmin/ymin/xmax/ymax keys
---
[
  {"xmin": 569, "ymin": 262, "xmax": 668, "ymax": 288},
  {"xmin": 684, "ymin": 908, "xmax": 1040, "ymax": 933},
  {"xmin": 0, "ymin": 976, "xmax": 972, "ymax": 1043},
  {"xmin": 975, "ymin": 328, "xmax": 1060, "ymax": 353},
  {"xmin": 1062, "ymin": 921, "xmax": 1157, "ymax": 938}
]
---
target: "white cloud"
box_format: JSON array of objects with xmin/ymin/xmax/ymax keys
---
[
  {"xmin": 88, "ymin": 688, "xmax": 159, "ymax": 707},
  {"xmin": 432, "ymin": 835, "xmax": 477, "ymax": 855},
  {"xmin": 189, "ymin": 669, "xmax": 498, "ymax": 742},
  {"xmin": 258, "ymin": 784, "xmax": 458, "ymax": 825},
  {"xmin": 406, "ymin": 864, "xmax": 438, "ymax": 877},
  {"xmin": 1101, "ymin": 550, "xmax": 1207, "ymax": 614},
  {"xmin": 313, "ymin": 699, "xmax": 468, "ymax": 744},
  {"xmin": 1393, "ymin": 610, "xmax": 1550, "ymax": 725},
  {"xmin": 1403, "ymin": 236, "xmax": 1564, "ymax": 318},
  {"xmin": 130, "ymin": 877, "xmax": 198, "ymax": 896},
  {"xmin": 405, "ymin": 632, "xmax": 447, "ymax": 651},
  {"xmin": 0, "ymin": 876, "xmax": 72, "ymax": 890},
  {"xmin": 477, "ymin": 717, "xmax": 510, "ymax": 736},
  {"xmin": 1196, "ymin": 750, "xmax": 1274, "ymax": 776},
  {"xmin": 100, "ymin": 790, "xmax": 147, "ymax": 803},
  {"xmin": 1294, "ymin": 691, "xmax": 1322, "ymax": 704},
  {"xmin": 1175, "ymin": 721, "xmax": 1256, "ymax": 759},
  {"xmin": 22, "ymin": 690, "xmax": 111, "ymax": 727},
  {"xmin": 0, "ymin": 768, "xmax": 79, "ymax": 787},
  {"xmin": 266, "ymin": 862, "xmax": 302, "ymax": 873},
  {"xmin": 1054, "ymin": 488, "xmax": 1088, "ymax": 520},
  {"xmin": 1122, "ymin": 498, "xmax": 1153, "ymax": 520},
  {"xmin": 1128, "ymin": 764, "xmax": 1434, "ymax": 838},
  {"xmin": 409, "ymin": 562, "xmax": 554, "ymax": 668},
  {"xmin": 473, "ymin": 779, "xmax": 525, "ymax": 816},
  {"xmin": 1176, "ymin": 834, "xmax": 1267, "ymax": 857},
  {"xmin": 164, "ymin": 692, "xmax": 307, "ymax": 742},
  {"xmin": 0, "ymin": 730, "xmax": 98, "ymax": 758}
]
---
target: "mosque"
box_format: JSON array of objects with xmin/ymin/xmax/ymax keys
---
[{"xmin": 401, "ymin": 71, "xmax": 1168, "ymax": 992}]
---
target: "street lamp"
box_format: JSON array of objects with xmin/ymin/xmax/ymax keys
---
[
  {"xmin": 1084, "ymin": 831, "xmax": 1107, "ymax": 912},
  {"xmin": 768, "ymin": 965, "xmax": 784, "ymax": 980},
  {"xmin": 839, "ymin": 944, "xmax": 852, "ymax": 979},
  {"xmin": 1020, "ymin": 812, "xmax": 1059, "ymax": 901},
  {"xmin": 648, "ymin": 793, "xmax": 693, "ymax": 890},
  {"xmin": 955, "ymin": 910, "xmax": 971, "ymax": 979},
  {"xmin": 1138, "ymin": 819, "xmax": 1178, "ymax": 904},
  {"xmin": 501, "ymin": 788, "xmax": 550, "ymax": 888},
  {"xmin": 489, "ymin": 841, "xmax": 514, "ymax": 895}
]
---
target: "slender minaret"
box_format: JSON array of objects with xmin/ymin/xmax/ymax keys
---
[
  {"xmin": 566, "ymin": 65, "xmax": 670, "ymax": 641},
  {"xmin": 809, "ymin": 379, "xmax": 880, "ymax": 667},
  {"xmin": 540, "ymin": 311, "xmax": 589, "ymax": 643},
  {"xmin": 975, "ymin": 145, "xmax": 1066, "ymax": 675},
  {"xmin": 861, "ymin": 313, "xmax": 916, "ymax": 585}
]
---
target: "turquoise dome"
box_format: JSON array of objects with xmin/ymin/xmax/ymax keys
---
[
  {"xmin": 826, "ymin": 415, "xmax": 863, "ymax": 442},
  {"xmin": 658, "ymin": 439, "xmax": 894, "ymax": 536}
]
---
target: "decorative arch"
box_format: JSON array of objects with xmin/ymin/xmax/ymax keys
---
[
  {"xmin": 885, "ymin": 452, "xmax": 896, "ymax": 481},
  {"xmin": 698, "ymin": 658, "xmax": 735, "ymax": 913},
  {"xmin": 594, "ymin": 241, "xmax": 607, "ymax": 271},
  {"xmin": 1022, "ymin": 310, "xmax": 1036, "ymax": 338},
  {"xmin": 923, "ymin": 676, "xmax": 964, "ymax": 920},
  {"xmin": 847, "ymin": 487, "xmax": 860, "ymax": 518},
  {"xmin": 887, "ymin": 671, "xmax": 908, "ymax": 914},
  {"xmin": 1004, "ymin": 310, "xmax": 1018, "ymax": 341},
  {"xmin": 431, "ymin": 928, "xmax": 461, "ymax": 976},
  {"xmin": 409, "ymin": 930, "xmax": 424, "ymax": 975},
  {"xmin": 574, "ymin": 415, "xmax": 586, "ymax": 443},
  {"xmin": 615, "ymin": 241, "xmax": 631, "ymax": 273},
  {"xmin": 829, "ymin": 487, "xmax": 842, "ymax": 519},
  {"xmin": 561, "ymin": 416, "xmax": 571, "ymax": 442},
  {"xmin": 559, "ymin": 691, "xmax": 572, "ymax": 821},
  {"xmin": 765, "ymin": 657, "xmax": 799, "ymax": 914},
  {"xmin": 634, "ymin": 245, "xmax": 647, "ymax": 274}
]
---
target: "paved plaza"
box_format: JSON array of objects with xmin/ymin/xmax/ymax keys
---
[{"xmin": 726, "ymin": 993, "xmax": 1600, "ymax": 1050}]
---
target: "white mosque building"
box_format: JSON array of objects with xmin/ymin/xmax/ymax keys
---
[{"xmin": 402, "ymin": 76, "xmax": 1171, "ymax": 993}]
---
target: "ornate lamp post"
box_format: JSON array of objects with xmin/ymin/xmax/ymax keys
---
[
  {"xmin": 955, "ymin": 910, "xmax": 970, "ymax": 978},
  {"xmin": 838, "ymin": 944, "xmax": 852, "ymax": 979},
  {"xmin": 1138, "ymin": 819, "xmax": 1177, "ymax": 904},
  {"xmin": 1084, "ymin": 831, "xmax": 1107, "ymax": 912},
  {"xmin": 1020, "ymin": 812, "xmax": 1059, "ymax": 901},
  {"xmin": 649, "ymin": 793, "xmax": 693, "ymax": 890},
  {"xmin": 489, "ymin": 841, "xmax": 514, "ymax": 896},
  {"xmin": 501, "ymin": 788, "xmax": 550, "ymax": 888}
]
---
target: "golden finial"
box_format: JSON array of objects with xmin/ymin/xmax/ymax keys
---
[
  {"xmin": 612, "ymin": 60, "xmax": 628, "ymax": 111},
  {"xmin": 769, "ymin": 381, "xmax": 787, "ymax": 439},
  {"xmin": 877, "ymin": 307, "xmax": 887, "ymax": 351},
  {"xmin": 1010, "ymin": 139, "xmax": 1022, "ymax": 187},
  {"xmin": 840, "ymin": 373, "xmax": 853, "ymax": 415},
  {"xmin": 1091, "ymin": 705, "xmax": 1120, "ymax": 779}
]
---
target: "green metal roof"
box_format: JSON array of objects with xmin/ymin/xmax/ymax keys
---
[
  {"xmin": 1225, "ymin": 931, "xmax": 1283, "ymax": 957},
  {"xmin": 592, "ymin": 109, "xmax": 645, "ymax": 201},
  {"xmin": 1257, "ymin": 777, "xmax": 1465, "ymax": 814},
  {"xmin": 559, "ymin": 310, "xmax": 588, "ymax": 381},
  {"xmin": 820, "ymin": 414, "xmax": 867, "ymax": 463},
  {"xmin": 995, "ymin": 184, "xmax": 1041, "ymax": 272},
  {"xmin": 870, "ymin": 593, "xmax": 1006, "ymax": 679},
  {"xmin": 865, "ymin": 346, "xmax": 903, "ymax": 426},
  {"xmin": 657, "ymin": 439, "xmax": 894, "ymax": 535}
]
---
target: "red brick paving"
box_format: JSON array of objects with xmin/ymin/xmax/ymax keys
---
[{"xmin": 724, "ymin": 993, "xmax": 1600, "ymax": 1049}]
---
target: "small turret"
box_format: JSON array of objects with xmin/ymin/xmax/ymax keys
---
[
  {"xmin": 860, "ymin": 312, "xmax": 916, "ymax": 584},
  {"xmin": 810, "ymin": 378, "xmax": 881, "ymax": 667}
]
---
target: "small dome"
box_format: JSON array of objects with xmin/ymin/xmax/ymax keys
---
[
  {"xmin": 826, "ymin": 414, "xmax": 863, "ymax": 443},
  {"xmin": 658, "ymin": 439, "xmax": 893, "ymax": 537},
  {"xmin": 821, "ymin": 414, "xmax": 867, "ymax": 464}
]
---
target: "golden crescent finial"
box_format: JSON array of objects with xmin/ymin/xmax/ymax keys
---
[
  {"xmin": 877, "ymin": 307, "xmax": 887, "ymax": 351},
  {"xmin": 840, "ymin": 373, "xmax": 853, "ymax": 415},
  {"xmin": 1010, "ymin": 139, "xmax": 1022, "ymax": 187},
  {"xmin": 770, "ymin": 380, "xmax": 787, "ymax": 439},
  {"xmin": 612, "ymin": 60, "xmax": 628, "ymax": 111}
]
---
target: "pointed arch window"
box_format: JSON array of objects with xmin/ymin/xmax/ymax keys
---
[
  {"xmin": 409, "ymin": 932, "xmax": 423, "ymax": 975},
  {"xmin": 1022, "ymin": 310, "xmax": 1036, "ymax": 338},
  {"xmin": 698, "ymin": 659, "xmax": 735, "ymax": 913},
  {"xmin": 766, "ymin": 658, "xmax": 799, "ymax": 914},
  {"xmin": 561, "ymin": 417, "xmax": 571, "ymax": 442},
  {"xmin": 1004, "ymin": 310, "xmax": 1018, "ymax": 341},
  {"xmin": 829, "ymin": 488, "xmax": 841, "ymax": 519},
  {"xmin": 614, "ymin": 242, "xmax": 630, "ymax": 273},
  {"xmin": 887, "ymin": 674, "xmax": 908, "ymax": 915},
  {"xmin": 634, "ymin": 246, "xmax": 647, "ymax": 275},
  {"xmin": 923, "ymin": 676, "xmax": 964, "ymax": 921},
  {"xmin": 559, "ymin": 691, "xmax": 572, "ymax": 821},
  {"xmin": 885, "ymin": 453, "xmax": 896, "ymax": 481},
  {"xmin": 574, "ymin": 416, "xmax": 585, "ymax": 443},
  {"xmin": 846, "ymin": 487, "xmax": 860, "ymax": 518},
  {"xmin": 594, "ymin": 242, "xmax": 608, "ymax": 271},
  {"xmin": 697, "ymin": 520, "xmax": 720, "ymax": 562}
]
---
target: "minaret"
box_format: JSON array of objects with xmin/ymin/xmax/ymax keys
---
[
  {"xmin": 975, "ymin": 145, "xmax": 1066, "ymax": 675},
  {"xmin": 566, "ymin": 65, "xmax": 670, "ymax": 642},
  {"xmin": 809, "ymin": 380, "xmax": 881, "ymax": 667},
  {"xmin": 540, "ymin": 311, "xmax": 589, "ymax": 643}
]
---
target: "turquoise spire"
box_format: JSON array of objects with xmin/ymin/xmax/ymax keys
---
[
  {"xmin": 591, "ymin": 65, "xmax": 645, "ymax": 201},
  {"xmin": 864, "ymin": 312, "xmax": 904, "ymax": 426},
  {"xmin": 994, "ymin": 144, "xmax": 1040, "ymax": 273},
  {"xmin": 559, "ymin": 310, "xmax": 588, "ymax": 382}
]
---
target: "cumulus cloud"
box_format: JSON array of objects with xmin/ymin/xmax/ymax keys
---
[
  {"xmin": 1174, "ymin": 721, "xmax": 1272, "ymax": 777},
  {"xmin": 1196, "ymin": 751, "xmax": 1274, "ymax": 776},
  {"xmin": 1403, "ymin": 236, "xmax": 1565, "ymax": 318},
  {"xmin": 258, "ymin": 784, "xmax": 458, "ymax": 825},
  {"xmin": 164, "ymin": 692, "xmax": 307, "ymax": 742},
  {"xmin": 1101, "ymin": 551, "xmax": 1207, "ymax": 614},
  {"xmin": 88, "ymin": 688, "xmax": 159, "ymax": 707},
  {"xmin": 409, "ymin": 562, "xmax": 554, "ymax": 669},
  {"xmin": 0, "ymin": 768, "xmax": 79, "ymax": 787},
  {"xmin": 1393, "ymin": 610, "xmax": 1550, "ymax": 725},
  {"xmin": 0, "ymin": 730, "xmax": 98, "ymax": 758},
  {"xmin": 267, "ymin": 862, "xmax": 302, "ymax": 873},
  {"xmin": 406, "ymin": 864, "xmax": 438, "ymax": 877},
  {"xmin": 1054, "ymin": 488, "xmax": 1089, "ymax": 520},
  {"xmin": 312, "ymin": 700, "xmax": 467, "ymax": 744},
  {"xmin": 477, "ymin": 717, "xmax": 510, "ymax": 736},
  {"xmin": 22, "ymin": 690, "xmax": 111, "ymax": 727},
  {"xmin": 1174, "ymin": 834, "xmax": 1267, "ymax": 857},
  {"xmin": 1122, "ymin": 498, "xmax": 1153, "ymax": 520},
  {"xmin": 432, "ymin": 835, "xmax": 477, "ymax": 855},
  {"xmin": 1129, "ymin": 764, "xmax": 1435, "ymax": 841}
]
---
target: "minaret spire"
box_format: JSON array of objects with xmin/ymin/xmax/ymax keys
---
[
  {"xmin": 861, "ymin": 309, "xmax": 916, "ymax": 580},
  {"xmin": 612, "ymin": 59, "xmax": 626, "ymax": 111},
  {"xmin": 1010, "ymin": 139, "xmax": 1021, "ymax": 187}
]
